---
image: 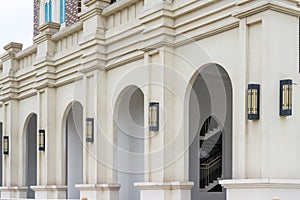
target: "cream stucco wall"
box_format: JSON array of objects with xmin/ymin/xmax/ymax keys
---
[{"xmin": 0, "ymin": 0, "xmax": 300, "ymax": 200}]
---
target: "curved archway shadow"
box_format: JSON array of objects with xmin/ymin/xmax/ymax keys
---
[{"xmin": 188, "ymin": 64, "xmax": 232, "ymax": 200}]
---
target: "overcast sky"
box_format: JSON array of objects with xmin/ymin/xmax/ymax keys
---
[{"xmin": 0, "ymin": 0, "xmax": 33, "ymax": 55}]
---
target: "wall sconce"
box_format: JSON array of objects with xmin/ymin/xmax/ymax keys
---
[
  {"xmin": 280, "ymin": 79, "xmax": 292, "ymax": 116},
  {"xmin": 248, "ymin": 84, "xmax": 260, "ymax": 120},
  {"xmin": 149, "ymin": 102, "xmax": 159, "ymax": 131},
  {"xmin": 86, "ymin": 118, "xmax": 94, "ymax": 142},
  {"xmin": 3, "ymin": 136, "xmax": 9, "ymax": 155},
  {"xmin": 39, "ymin": 129, "xmax": 45, "ymax": 151}
]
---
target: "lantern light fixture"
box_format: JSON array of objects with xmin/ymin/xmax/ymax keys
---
[
  {"xmin": 280, "ymin": 79, "xmax": 292, "ymax": 116},
  {"xmin": 86, "ymin": 118, "xmax": 94, "ymax": 142},
  {"xmin": 39, "ymin": 129, "xmax": 45, "ymax": 151},
  {"xmin": 149, "ymin": 102, "xmax": 159, "ymax": 131},
  {"xmin": 248, "ymin": 84, "xmax": 260, "ymax": 120},
  {"xmin": 3, "ymin": 136, "xmax": 9, "ymax": 155}
]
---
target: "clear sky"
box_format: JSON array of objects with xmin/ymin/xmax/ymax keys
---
[{"xmin": 0, "ymin": 0, "xmax": 33, "ymax": 55}]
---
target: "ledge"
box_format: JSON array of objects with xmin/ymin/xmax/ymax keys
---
[
  {"xmin": 102, "ymin": 0, "xmax": 140, "ymax": 16},
  {"xmin": 30, "ymin": 185, "xmax": 67, "ymax": 191},
  {"xmin": 15, "ymin": 45, "xmax": 37, "ymax": 60},
  {"xmin": 220, "ymin": 179, "xmax": 300, "ymax": 189},
  {"xmin": 75, "ymin": 184, "xmax": 121, "ymax": 191},
  {"xmin": 0, "ymin": 186, "xmax": 28, "ymax": 191},
  {"xmin": 233, "ymin": 0, "xmax": 300, "ymax": 18},
  {"xmin": 52, "ymin": 21, "xmax": 83, "ymax": 41},
  {"xmin": 3, "ymin": 42, "xmax": 23, "ymax": 52},
  {"xmin": 134, "ymin": 182, "xmax": 194, "ymax": 190}
]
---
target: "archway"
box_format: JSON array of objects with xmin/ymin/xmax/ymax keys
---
[
  {"xmin": 65, "ymin": 102, "xmax": 83, "ymax": 199},
  {"xmin": 0, "ymin": 123, "xmax": 2, "ymax": 187},
  {"xmin": 188, "ymin": 64, "xmax": 232, "ymax": 199},
  {"xmin": 114, "ymin": 86, "xmax": 144, "ymax": 200},
  {"xmin": 25, "ymin": 114, "xmax": 37, "ymax": 199}
]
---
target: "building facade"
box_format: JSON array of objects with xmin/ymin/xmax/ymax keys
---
[{"xmin": 0, "ymin": 0, "xmax": 300, "ymax": 199}]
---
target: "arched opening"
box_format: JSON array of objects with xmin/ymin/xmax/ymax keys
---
[
  {"xmin": 0, "ymin": 122, "xmax": 2, "ymax": 187},
  {"xmin": 114, "ymin": 86, "xmax": 144, "ymax": 200},
  {"xmin": 188, "ymin": 64, "xmax": 232, "ymax": 199},
  {"xmin": 25, "ymin": 114, "xmax": 37, "ymax": 199},
  {"xmin": 65, "ymin": 102, "xmax": 83, "ymax": 199}
]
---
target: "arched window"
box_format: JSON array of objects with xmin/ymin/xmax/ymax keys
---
[
  {"xmin": 45, "ymin": 3, "xmax": 49, "ymax": 22},
  {"xmin": 60, "ymin": 0, "xmax": 66, "ymax": 24},
  {"xmin": 49, "ymin": 0, "xmax": 52, "ymax": 22}
]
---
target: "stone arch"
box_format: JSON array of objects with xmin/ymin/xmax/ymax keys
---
[
  {"xmin": 61, "ymin": 101, "xmax": 84, "ymax": 199},
  {"xmin": 113, "ymin": 85, "xmax": 145, "ymax": 200},
  {"xmin": 23, "ymin": 113, "xmax": 38, "ymax": 199},
  {"xmin": 185, "ymin": 63, "xmax": 233, "ymax": 199}
]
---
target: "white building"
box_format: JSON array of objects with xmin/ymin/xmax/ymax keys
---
[{"xmin": 0, "ymin": 0, "xmax": 300, "ymax": 199}]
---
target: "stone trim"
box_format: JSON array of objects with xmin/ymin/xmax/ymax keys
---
[
  {"xmin": 233, "ymin": 0, "xmax": 300, "ymax": 18},
  {"xmin": 30, "ymin": 185, "xmax": 68, "ymax": 191},
  {"xmin": 75, "ymin": 183, "xmax": 121, "ymax": 191},
  {"xmin": 134, "ymin": 182, "xmax": 194, "ymax": 190},
  {"xmin": 220, "ymin": 179, "xmax": 300, "ymax": 189}
]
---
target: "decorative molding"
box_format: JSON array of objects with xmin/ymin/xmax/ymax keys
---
[
  {"xmin": 220, "ymin": 179, "xmax": 300, "ymax": 189},
  {"xmin": 134, "ymin": 182, "xmax": 194, "ymax": 190},
  {"xmin": 75, "ymin": 184, "xmax": 121, "ymax": 191},
  {"xmin": 38, "ymin": 22, "xmax": 61, "ymax": 33},
  {"xmin": 3, "ymin": 42, "xmax": 23, "ymax": 52},
  {"xmin": 15, "ymin": 45, "xmax": 37, "ymax": 60},
  {"xmin": 102, "ymin": 0, "xmax": 141, "ymax": 16},
  {"xmin": 52, "ymin": 21, "xmax": 83, "ymax": 41},
  {"xmin": 30, "ymin": 185, "xmax": 68, "ymax": 191},
  {"xmin": 233, "ymin": 0, "xmax": 300, "ymax": 18}
]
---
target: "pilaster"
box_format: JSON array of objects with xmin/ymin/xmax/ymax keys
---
[
  {"xmin": 77, "ymin": 1, "xmax": 118, "ymax": 199},
  {"xmin": 33, "ymin": 88, "xmax": 62, "ymax": 199},
  {"xmin": 79, "ymin": 0, "xmax": 109, "ymax": 72}
]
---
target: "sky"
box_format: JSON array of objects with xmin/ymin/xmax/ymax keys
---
[{"xmin": 0, "ymin": 0, "xmax": 33, "ymax": 55}]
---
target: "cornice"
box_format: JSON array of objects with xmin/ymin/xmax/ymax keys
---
[
  {"xmin": 3, "ymin": 42, "xmax": 23, "ymax": 52},
  {"xmin": 134, "ymin": 182, "xmax": 194, "ymax": 190},
  {"xmin": 173, "ymin": 0, "xmax": 216, "ymax": 17},
  {"xmin": 174, "ymin": 19, "xmax": 239, "ymax": 47},
  {"xmin": 233, "ymin": 0, "xmax": 300, "ymax": 18},
  {"xmin": 75, "ymin": 183, "xmax": 121, "ymax": 191},
  {"xmin": 0, "ymin": 52, "xmax": 15, "ymax": 63},
  {"xmin": 15, "ymin": 45, "xmax": 37, "ymax": 60},
  {"xmin": 102, "ymin": 0, "xmax": 141, "ymax": 16},
  {"xmin": 174, "ymin": 2, "xmax": 236, "ymax": 29},
  {"xmin": 52, "ymin": 21, "xmax": 83, "ymax": 42},
  {"xmin": 79, "ymin": 4, "xmax": 105, "ymax": 22},
  {"xmin": 220, "ymin": 179, "xmax": 300, "ymax": 189},
  {"xmin": 106, "ymin": 50, "xmax": 144, "ymax": 70}
]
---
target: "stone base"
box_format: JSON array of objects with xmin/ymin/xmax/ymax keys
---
[
  {"xmin": 0, "ymin": 186, "xmax": 28, "ymax": 199},
  {"xmin": 75, "ymin": 184, "xmax": 121, "ymax": 200},
  {"xmin": 134, "ymin": 182, "xmax": 194, "ymax": 200},
  {"xmin": 30, "ymin": 185, "xmax": 67, "ymax": 199},
  {"xmin": 220, "ymin": 179, "xmax": 300, "ymax": 200}
]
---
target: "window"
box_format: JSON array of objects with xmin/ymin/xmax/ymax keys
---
[
  {"xmin": 110, "ymin": 0, "xmax": 123, "ymax": 4},
  {"xmin": 45, "ymin": 3, "xmax": 49, "ymax": 22},
  {"xmin": 60, "ymin": 0, "xmax": 66, "ymax": 24},
  {"xmin": 45, "ymin": 0, "xmax": 52, "ymax": 23},
  {"xmin": 49, "ymin": 0, "xmax": 52, "ymax": 22},
  {"xmin": 78, "ymin": 0, "xmax": 82, "ymax": 14}
]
